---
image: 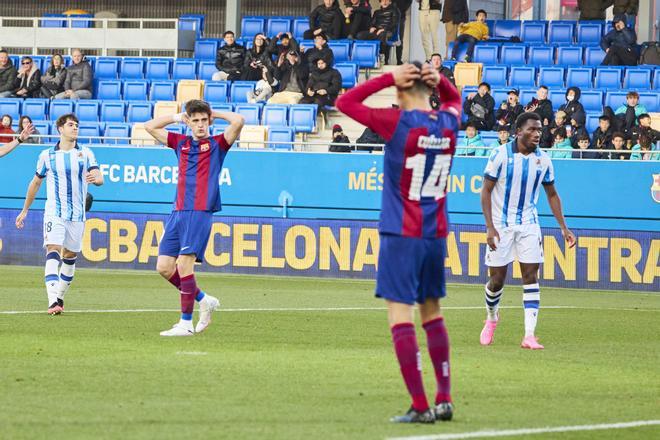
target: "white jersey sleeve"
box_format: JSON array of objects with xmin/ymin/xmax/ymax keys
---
[
  {"xmin": 35, "ymin": 150, "xmax": 48, "ymax": 178},
  {"xmin": 484, "ymin": 146, "xmax": 506, "ymax": 181},
  {"xmin": 85, "ymin": 147, "xmax": 99, "ymax": 171},
  {"xmin": 542, "ymin": 155, "xmax": 555, "ymax": 186}
]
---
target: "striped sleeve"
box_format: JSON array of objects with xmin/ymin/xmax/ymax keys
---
[
  {"xmin": 212, "ymin": 134, "xmax": 231, "ymax": 152},
  {"xmin": 85, "ymin": 148, "xmax": 99, "ymax": 171},
  {"xmin": 483, "ymin": 147, "xmax": 504, "ymax": 181},
  {"xmin": 542, "ymin": 157, "xmax": 555, "ymax": 185},
  {"xmin": 35, "ymin": 151, "xmax": 47, "ymax": 178}
]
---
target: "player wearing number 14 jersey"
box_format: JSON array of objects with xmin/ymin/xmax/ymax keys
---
[{"xmin": 336, "ymin": 63, "xmax": 461, "ymax": 424}]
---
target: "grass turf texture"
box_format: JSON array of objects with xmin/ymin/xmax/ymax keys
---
[{"xmin": 1, "ymin": 265, "xmax": 659, "ymax": 440}]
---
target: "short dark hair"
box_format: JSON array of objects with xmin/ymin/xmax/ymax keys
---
[
  {"xmin": 538, "ymin": 85, "xmax": 548, "ymax": 91},
  {"xmin": 1, "ymin": 114, "xmax": 12, "ymax": 124},
  {"xmin": 554, "ymin": 127, "xmax": 567, "ymax": 139},
  {"xmin": 599, "ymin": 115, "xmax": 611, "ymax": 122},
  {"xmin": 497, "ymin": 125, "xmax": 511, "ymax": 133},
  {"xmin": 638, "ymin": 135, "xmax": 651, "ymax": 147},
  {"xmin": 430, "ymin": 53, "xmax": 442, "ymax": 59},
  {"xmin": 185, "ymin": 99, "xmax": 212, "ymax": 117},
  {"xmin": 515, "ymin": 112, "xmax": 541, "ymax": 130},
  {"xmin": 577, "ymin": 133, "xmax": 590, "ymax": 142},
  {"xmin": 465, "ymin": 122, "xmax": 478, "ymax": 130},
  {"xmin": 478, "ymin": 82, "xmax": 491, "ymax": 91},
  {"xmin": 405, "ymin": 61, "xmax": 433, "ymax": 96},
  {"xmin": 476, "ymin": 9, "xmax": 487, "ymax": 17},
  {"xmin": 21, "ymin": 56, "xmax": 33, "ymax": 64},
  {"xmin": 612, "ymin": 131, "xmax": 625, "ymax": 140},
  {"xmin": 626, "ymin": 91, "xmax": 639, "ymax": 99},
  {"xmin": 638, "ymin": 113, "xmax": 650, "ymax": 120},
  {"xmin": 0, "ymin": 49, "xmax": 8, "ymax": 55},
  {"xmin": 56, "ymin": 113, "xmax": 78, "ymax": 128},
  {"xmin": 223, "ymin": 30, "xmax": 235, "ymax": 37}
]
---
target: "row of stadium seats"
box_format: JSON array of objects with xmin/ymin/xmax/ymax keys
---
[{"xmin": 450, "ymin": 43, "xmax": 612, "ymax": 66}]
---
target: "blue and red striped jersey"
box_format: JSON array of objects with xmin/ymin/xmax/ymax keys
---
[{"xmin": 167, "ymin": 132, "xmax": 232, "ymax": 212}]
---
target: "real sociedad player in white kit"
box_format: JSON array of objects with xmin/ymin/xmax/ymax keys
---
[
  {"xmin": 16, "ymin": 113, "xmax": 104, "ymax": 315},
  {"xmin": 480, "ymin": 112, "xmax": 576, "ymax": 350}
]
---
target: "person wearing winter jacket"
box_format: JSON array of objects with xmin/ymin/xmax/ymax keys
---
[
  {"xmin": 463, "ymin": 82, "xmax": 495, "ymax": 131},
  {"xmin": 356, "ymin": 0, "xmax": 400, "ymax": 64},
  {"xmin": 300, "ymin": 58, "xmax": 342, "ymax": 114},
  {"xmin": 303, "ymin": 32, "xmax": 335, "ymax": 70},
  {"xmin": 614, "ymin": 91, "xmax": 647, "ymax": 135},
  {"xmin": 548, "ymin": 127, "xmax": 574, "ymax": 159},
  {"xmin": 11, "ymin": 56, "xmax": 42, "ymax": 98},
  {"xmin": 54, "ymin": 49, "xmax": 92, "ymax": 99},
  {"xmin": 268, "ymin": 51, "xmax": 309, "ymax": 105},
  {"xmin": 541, "ymin": 110, "xmax": 568, "ymax": 149},
  {"xmin": 342, "ymin": 0, "xmax": 372, "ymax": 39},
  {"xmin": 429, "ymin": 54, "xmax": 456, "ymax": 110},
  {"xmin": 524, "ymin": 86, "xmax": 553, "ymax": 127},
  {"xmin": 558, "ymin": 87, "xmax": 585, "ymax": 126},
  {"xmin": 476, "ymin": 125, "xmax": 510, "ymax": 157},
  {"xmin": 630, "ymin": 114, "xmax": 660, "ymax": 146},
  {"xmin": 591, "ymin": 115, "xmax": 614, "ymax": 156},
  {"xmin": 355, "ymin": 126, "xmax": 385, "ymax": 152},
  {"xmin": 630, "ymin": 135, "xmax": 660, "ymax": 160},
  {"xmin": 304, "ymin": 0, "xmax": 344, "ymax": 40},
  {"xmin": 601, "ymin": 14, "xmax": 638, "ymax": 66},
  {"xmin": 572, "ymin": 133, "xmax": 601, "ymax": 159},
  {"xmin": 329, "ymin": 124, "xmax": 352, "ymax": 152},
  {"xmin": 268, "ymin": 33, "xmax": 300, "ymax": 60},
  {"xmin": 40, "ymin": 54, "xmax": 67, "ymax": 98},
  {"xmin": 212, "ymin": 31, "xmax": 246, "ymax": 81},
  {"xmin": 241, "ymin": 34, "xmax": 273, "ymax": 81},
  {"xmin": 495, "ymin": 89, "xmax": 523, "ymax": 134},
  {"xmin": 456, "ymin": 122, "xmax": 486, "ymax": 156},
  {"xmin": 0, "ymin": 50, "xmax": 18, "ymax": 98}
]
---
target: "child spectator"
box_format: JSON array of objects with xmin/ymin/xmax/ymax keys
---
[
  {"xmin": 463, "ymin": 82, "xmax": 494, "ymax": 131},
  {"xmin": 541, "ymin": 110, "xmax": 567, "ymax": 148},
  {"xmin": 450, "ymin": 9, "xmax": 489, "ymax": 62},
  {"xmin": 609, "ymin": 131, "xmax": 629, "ymax": 160},
  {"xmin": 630, "ymin": 113, "xmax": 660, "ymax": 145},
  {"xmin": 591, "ymin": 115, "xmax": 613, "ymax": 157},
  {"xmin": 614, "ymin": 91, "xmax": 647, "ymax": 136},
  {"xmin": 630, "ymin": 135, "xmax": 660, "ymax": 161},
  {"xmin": 495, "ymin": 89, "xmax": 523, "ymax": 133},
  {"xmin": 0, "ymin": 114, "xmax": 15, "ymax": 143},
  {"xmin": 329, "ymin": 124, "xmax": 352, "ymax": 152},
  {"xmin": 456, "ymin": 122, "xmax": 485, "ymax": 156},
  {"xmin": 524, "ymin": 85, "xmax": 553, "ymax": 126},
  {"xmin": 477, "ymin": 125, "xmax": 510, "ymax": 157},
  {"xmin": 558, "ymin": 87, "xmax": 585, "ymax": 126},
  {"xmin": 572, "ymin": 133, "xmax": 600, "ymax": 159},
  {"xmin": 548, "ymin": 127, "xmax": 574, "ymax": 159}
]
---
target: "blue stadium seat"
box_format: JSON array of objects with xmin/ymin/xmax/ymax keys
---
[
  {"xmin": 100, "ymin": 101, "xmax": 126, "ymax": 122},
  {"xmin": 95, "ymin": 58, "xmax": 119, "ymax": 79},
  {"xmin": 78, "ymin": 122, "xmax": 101, "ymax": 143},
  {"xmin": 234, "ymin": 104, "xmax": 261, "ymax": 125},
  {"xmin": 521, "ymin": 21, "xmax": 547, "ymax": 44},
  {"xmin": 41, "ymin": 13, "xmax": 66, "ymax": 28},
  {"xmin": 528, "ymin": 45, "xmax": 554, "ymax": 65},
  {"xmin": 577, "ymin": 22, "xmax": 603, "ymax": 44},
  {"xmin": 194, "ymin": 39, "xmax": 219, "ymax": 60},
  {"xmin": 149, "ymin": 80, "xmax": 176, "ymax": 101},
  {"xmin": 241, "ymin": 16, "xmax": 266, "ymax": 39},
  {"xmin": 556, "ymin": 46, "xmax": 583, "ymax": 65},
  {"xmin": 69, "ymin": 14, "xmax": 93, "ymax": 28},
  {"xmin": 211, "ymin": 125, "xmax": 229, "ymax": 136},
  {"xmin": 104, "ymin": 123, "xmax": 131, "ymax": 144},
  {"xmin": 120, "ymin": 58, "xmax": 145, "ymax": 79},
  {"xmin": 288, "ymin": 104, "xmax": 316, "ymax": 133},
  {"xmin": 210, "ymin": 103, "xmax": 233, "ymax": 113},
  {"xmin": 262, "ymin": 105, "xmax": 288, "ymax": 127},
  {"xmin": 328, "ymin": 40, "xmax": 351, "ymax": 63},
  {"xmin": 49, "ymin": 100, "xmax": 74, "ymax": 121},
  {"xmin": 335, "ymin": 62, "xmax": 358, "ymax": 88},
  {"xmin": 32, "ymin": 121, "xmax": 50, "ymax": 139},
  {"xmin": 585, "ymin": 46, "xmax": 606, "ymax": 66},
  {"xmin": 493, "ymin": 20, "xmax": 521, "ymax": 39},
  {"xmin": 123, "ymin": 80, "xmax": 149, "ymax": 101},
  {"xmin": 30, "ymin": 56, "xmax": 45, "ymax": 72},
  {"xmin": 0, "ymin": 99, "xmax": 21, "ymax": 120},
  {"xmin": 519, "ymin": 89, "xmax": 537, "ymax": 105},
  {"xmin": 204, "ymin": 82, "xmax": 229, "ymax": 103},
  {"xmin": 165, "ymin": 125, "xmax": 185, "ymax": 134},
  {"xmin": 173, "ymin": 59, "xmax": 197, "ymax": 80},
  {"xmin": 448, "ymin": 40, "xmax": 469, "ymax": 61},
  {"xmin": 268, "ymin": 127, "xmax": 295, "ymax": 150},
  {"xmin": 581, "ymin": 90, "xmax": 605, "ymax": 113},
  {"xmin": 654, "ymin": 70, "xmax": 660, "ymax": 89},
  {"xmin": 97, "ymin": 80, "xmax": 122, "ymax": 100},
  {"xmin": 491, "ymin": 89, "xmax": 509, "ymax": 107},
  {"xmin": 267, "ymin": 17, "xmax": 292, "ymax": 37},
  {"xmin": 638, "ymin": 91, "xmax": 659, "ymax": 112},
  {"xmin": 566, "ymin": 67, "xmax": 593, "ymax": 89},
  {"xmin": 21, "ymin": 99, "xmax": 48, "ymax": 121},
  {"xmin": 500, "ymin": 45, "xmax": 526, "ymax": 65},
  {"xmin": 482, "ymin": 66, "xmax": 508, "ymax": 87},
  {"xmin": 230, "ymin": 81, "xmax": 256, "ymax": 103},
  {"xmin": 585, "ymin": 114, "xmax": 600, "ymax": 133},
  {"xmin": 473, "ymin": 45, "xmax": 499, "ymax": 64},
  {"xmin": 538, "ymin": 66, "xmax": 565, "ymax": 88},
  {"xmin": 623, "ymin": 68, "xmax": 652, "ymax": 89},
  {"xmin": 548, "ymin": 88, "xmax": 567, "ymax": 111},
  {"xmin": 595, "ymin": 68, "xmax": 622, "ymax": 89},
  {"xmin": 8, "ymin": 55, "xmax": 19, "ymax": 69},
  {"xmin": 198, "ymin": 61, "xmax": 219, "ymax": 81},
  {"xmin": 548, "ymin": 21, "xmax": 575, "ymax": 44},
  {"xmin": 509, "ymin": 67, "xmax": 536, "ymax": 88},
  {"xmin": 179, "ymin": 14, "xmax": 205, "ymax": 38},
  {"xmin": 146, "ymin": 59, "xmax": 172, "ymax": 80},
  {"xmin": 292, "ymin": 17, "xmax": 308, "ymax": 40},
  {"xmin": 85, "ymin": 56, "xmax": 97, "ymax": 72},
  {"xmin": 75, "ymin": 101, "xmax": 100, "ymax": 121},
  {"xmin": 351, "ymin": 41, "xmax": 379, "ymax": 68},
  {"xmin": 127, "ymin": 102, "xmax": 153, "ymax": 123},
  {"xmin": 604, "ymin": 91, "xmax": 627, "ymax": 109}
]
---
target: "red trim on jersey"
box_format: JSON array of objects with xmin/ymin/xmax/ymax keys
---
[
  {"xmin": 212, "ymin": 134, "xmax": 231, "ymax": 152},
  {"xmin": 400, "ymin": 127, "xmax": 426, "ymax": 237},
  {"xmin": 167, "ymin": 132, "xmax": 187, "ymax": 150},
  {"xmin": 194, "ymin": 140, "xmax": 211, "ymax": 210},
  {"xmin": 175, "ymin": 139, "xmax": 190, "ymax": 210}
]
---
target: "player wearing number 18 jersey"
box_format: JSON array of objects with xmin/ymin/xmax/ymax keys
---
[{"xmin": 336, "ymin": 63, "xmax": 461, "ymax": 424}]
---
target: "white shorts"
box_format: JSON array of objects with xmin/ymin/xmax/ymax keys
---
[
  {"xmin": 43, "ymin": 216, "xmax": 85, "ymax": 253},
  {"xmin": 485, "ymin": 224, "xmax": 544, "ymax": 267}
]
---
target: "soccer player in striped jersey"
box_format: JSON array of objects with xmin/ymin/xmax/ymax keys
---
[
  {"xmin": 480, "ymin": 112, "xmax": 576, "ymax": 350},
  {"xmin": 144, "ymin": 100, "xmax": 244, "ymax": 337},
  {"xmin": 15, "ymin": 113, "xmax": 104, "ymax": 314},
  {"xmin": 337, "ymin": 63, "xmax": 460, "ymax": 424}
]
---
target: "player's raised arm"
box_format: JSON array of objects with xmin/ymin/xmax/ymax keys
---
[
  {"xmin": 425, "ymin": 66, "xmax": 461, "ymax": 118},
  {"xmin": 212, "ymin": 110, "xmax": 245, "ymax": 146},
  {"xmin": 543, "ymin": 183, "xmax": 576, "ymax": 248},
  {"xmin": 15, "ymin": 175, "xmax": 43, "ymax": 229},
  {"xmin": 0, "ymin": 123, "xmax": 35, "ymax": 158},
  {"xmin": 144, "ymin": 114, "xmax": 180, "ymax": 146}
]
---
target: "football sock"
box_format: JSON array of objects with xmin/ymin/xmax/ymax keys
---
[
  {"xmin": 523, "ymin": 283, "xmax": 540, "ymax": 337},
  {"xmin": 485, "ymin": 285, "xmax": 503, "ymax": 321},
  {"xmin": 391, "ymin": 323, "xmax": 429, "ymax": 412},
  {"xmin": 44, "ymin": 251, "xmax": 61, "ymax": 305},
  {"xmin": 196, "ymin": 290, "xmax": 206, "ymax": 302},
  {"xmin": 179, "ymin": 274, "xmax": 197, "ymax": 322},
  {"xmin": 423, "ymin": 317, "xmax": 452, "ymax": 404},
  {"xmin": 168, "ymin": 269, "xmax": 205, "ymax": 302},
  {"xmin": 57, "ymin": 257, "xmax": 76, "ymax": 300}
]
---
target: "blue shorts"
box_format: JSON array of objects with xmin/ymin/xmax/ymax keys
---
[
  {"xmin": 375, "ymin": 234, "xmax": 447, "ymax": 305},
  {"xmin": 159, "ymin": 211, "xmax": 213, "ymax": 263}
]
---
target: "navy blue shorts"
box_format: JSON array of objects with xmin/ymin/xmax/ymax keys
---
[
  {"xmin": 375, "ymin": 234, "xmax": 447, "ymax": 305},
  {"xmin": 159, "ymin": 211, "xmax": 213, "ymax": 263}
]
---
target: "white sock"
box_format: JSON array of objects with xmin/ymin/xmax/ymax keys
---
[
  {"xmin": 44, "ymin": 251, "xmax": 61, "ymax": 305},
  {"xmin": 523, "ymin": 283, "xmax": 540, "ymax": 337},
  {"xmin": 57, "ymin": 257, "xmax": 76, "ymax": 300},
  {"xmin": 485, "ymin": 285, "xmax": 503, "ymax": 321}
]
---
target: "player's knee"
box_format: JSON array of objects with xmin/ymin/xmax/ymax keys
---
[
  {"xmin": 156, "ymin": 261, "xmax": 175, "ymax": 279},
  {"xmin": 488, "ymin": 278, "xmax": 505, "ymax": 292}
]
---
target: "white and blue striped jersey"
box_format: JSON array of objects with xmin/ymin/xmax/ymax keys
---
[
  {"xmin": 483, "ymin": 141, "xmax": 555, "ymax": 228},
  {"xmin": 35, "ymin": 143, "xmax": 99, "ymax": 222}
]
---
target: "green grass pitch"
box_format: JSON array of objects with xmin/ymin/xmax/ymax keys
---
[{"xmin": 1, "ymin": 265, "xmax": 659, "ymax": 440}]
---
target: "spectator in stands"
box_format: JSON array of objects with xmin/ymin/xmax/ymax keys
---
[
  {"xmin": 242, "ymin": 34, "xmax": 273, "ymax": 81},
  {"xmin": 393, "ymin": 0, "xmax": 412, "ymax": 65},
  {"xmin": 304, "ymin": 0, "xmax": 344, "ymax": 40},
  {"xmin": 572, "ymin": 133, "xmax": 600, "ymax": 159},
  {"xmin": 10, "ymin": 56, "xmax": 41, "ymax": 98},
  {"xmin": 303, "ymin": 32, "xmax": 335, "ymax": 70},
  {"xmin": 0, "ymin": 50, "xmax": 18, "ymax": 98},
  {"xmin": 416, "ymin": 0, "xmax": 442, "ymax": 61},
  {"xmin": 463, "ymin": 82, "xmax": 494, "ymax": 131},
  {"xmin": 613, "ymin": 0, "xmax": 639, "ymax": 27},
  {"xmin": 450, "ymin": 9, "xmax": 489, "ymax": 63},
  {"xmin": 268, "ymin": 32, "xmax": 299, "ymax": 59},
  {"xmin": 268, "ymin": 51, "xmax": 308, "ymax": 105},
  {"xmin": 609, "ymin": 132, "xmax": 629, "ymax": 160},
  {"xmin": 569, "ymin": 112, "xmax": 588, "ymax": 147},
  {"xmin": 558, "ymin": 87, "xmax": 585, "ymax": 127},
  {"xmin": 541, "ymin": 110, "xmax": 567, "ymax": 148},
  {"xmin": 577, "ymin": 0, "xmax": 610, "ymax": 20},
  {"xmin": 495, "ymin": 89, "xmax": 523, "ymax": 134},
  {"xmin": 456, "ymin": 122, "xmax": 485, "ymax": 156},
  {"xmin": 429, "ymin": 54, "xmax": 455, "ymax": 110},
  {"xmin": 614, "ymin": 91, "xmax": 647, "ymax": 136},
  {"xmin": 301, "ymin": 58, "xmax": 342, "ymax": 114},
  {"xmin": 342, "ymin": 0, "xmax": 372, "ymax": 39},
  {"xmin": 592, "ymin": 115, "xmax": 614, "ymax": 154},
  {"xmin": 329, "ymin": 124, "xmax": 352, "ymax": 152},
  {"xmin": 631, "ymin": 114, "xmax": 660, "ymax": 145},
  {"xmin": 356, "ymin": 0, "xmax": 401, "ymax": 65},
  {"xmin": 54, "ymin": 49, "xmax": 92, "ymax": 99},
  {"xmin": 212, "ymin": 31, "xmax": 246, "ymax": 81},
  {"xmin": 246, "ymin": 66, "xmax": 277, "ymax": 103},
  {"xmin": 476, "ymin": 125, "xmax": 510, "ymax": 157},
  {"xmin": 442, "ymin": 0, "xmax": 469, "ymax": 58},
  {"xmin": 524, "ymin": 85, "xmax": 553, "ymax": 127},
  {"xmin": 601, "ymin": 15, "xmax": 638, "ymax": 66},
  {"xmin": 630, "ymin": 135, "xmax": 660, "ymax": 161},
  {"xmin": 355, "ymin": 126, "xmax": 385, "ymax": 152},
  {"xmin": 0, "ymin": 115, "xmax": 15, "ymax": 143},
  {"xmin": 18, "ymin": 116, "xmax": 40, "ymax": 144},
  {"xmin": 40, "ymin": 54, "xmax": 67, "ymax": 98},
  {"xmin": 548, "ymin": 127, "xmax": 574, "ymax": 159}
]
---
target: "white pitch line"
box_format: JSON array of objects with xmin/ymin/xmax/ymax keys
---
[{"xmin": 386, "ymin": 419, "xmax": 660, "ymax": 440}]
